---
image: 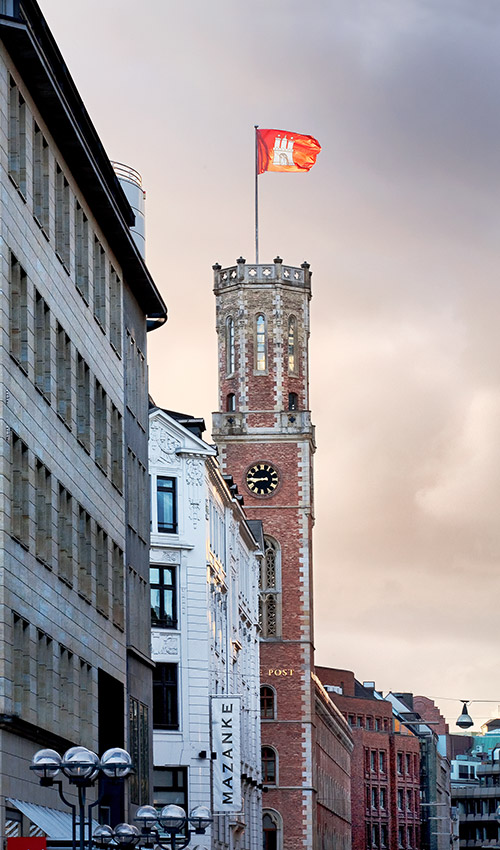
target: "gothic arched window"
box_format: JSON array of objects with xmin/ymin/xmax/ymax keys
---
[
  {"xmin": 262, "ymin": 747, "xmax": 277, "ymax": 784},
  {"xmin": 260, "ymin": 685, "xmax": 276, "ymax": 719},
  {"xmin": 263, "ymin": 811, "xmax": 282, "ymax": 850},
  {"xmin": 255, "ymin": 313, "xmax": 267, "ymax": 371},
  {"xmin": 259, "ymin": 536, "xmax": 281, "ymax": 638},
  {"xmin": 226, "ymin": 316, "xmax": 235, "ymax": 375},
  {"xmin": 288, "ymin": 316, "xmax": 297, "ymax": 374}
]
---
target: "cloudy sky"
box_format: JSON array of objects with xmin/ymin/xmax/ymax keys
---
[{"xmin": 42, "ymin": 0, "xmax": 500, "ymax": 728}]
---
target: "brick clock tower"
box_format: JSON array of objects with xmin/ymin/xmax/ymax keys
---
[{"xmin": 212, "ymin": 256, "xmax": 316, "ymax": 850}]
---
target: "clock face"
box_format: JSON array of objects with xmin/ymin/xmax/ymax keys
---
[{"xmin": 246, "ymin": 463, "xmax": 279, "ymax": 496}]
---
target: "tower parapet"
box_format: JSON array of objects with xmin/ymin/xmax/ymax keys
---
[{"xmin": 213, "ymin": 256, "xmax": 311, "ymax": 293}]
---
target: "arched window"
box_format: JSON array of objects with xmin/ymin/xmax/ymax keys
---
[
  {"xmin": 255, "ymin": 313, "xmax": 267, "ymax": 371},
  {"xmin": 260, "ymin": 686, "xmax": 275, "ymax": 719},
  {"xmin": 288, "ymin": 316, "xmax": 297, "ymax": 374},
  {"xmin": 262, "ymin": 747, "xmax": 277, "ymax": 784},
  {"xmin": 226, "ymin": 316, "xmax": 235, "ymax": 375},
  {"xmin": 226, "ymin": 393, "xmax": 236, "ymax": 412},
  {"xmin": 259, "ymin": 536, "xmax": 281, "ymax": 638},
  {"xmin": 288, "ymin": 392, "xmax": 298, "ymax": 411},
  {"xmin": 263, "ymin": 810, "xmax": 282, "ymax": 850}
]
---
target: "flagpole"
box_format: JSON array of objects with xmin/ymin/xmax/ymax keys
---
[{"xmin": 254, "ymin": 124, "xmax": 259, "ymax": 264}]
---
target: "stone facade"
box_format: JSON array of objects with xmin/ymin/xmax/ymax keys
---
[
  {"xmin": 0, "ymin": 2, "xmax": 166, "ymax": 838},
  {"xmin": 149, "ymin": 407, "xmax": 262, "ymax": 850}
]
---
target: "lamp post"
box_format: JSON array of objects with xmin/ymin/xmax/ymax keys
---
[
  {"xmin": 30, "ymin": 746, "xmax": 133, "ymax": 850},
  {"xmin": 93, "ymin": 804, "xmax": 212, "ymax": 850}
]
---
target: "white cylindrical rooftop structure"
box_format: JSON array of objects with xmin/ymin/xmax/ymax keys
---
[{"xmin": 111, "ymin": 161, "xmax": 146, "ymax": 258}]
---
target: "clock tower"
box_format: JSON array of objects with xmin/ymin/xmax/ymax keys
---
[{"xmin": 212, "ymin": 256, "xmax": 316, "ymax": 849}]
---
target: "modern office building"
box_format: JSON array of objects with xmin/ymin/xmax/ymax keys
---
[
  {"xmin": 212, "ymin": 257, "xmax": 353, "ymax": 850},
  {"xmin": 149, "ymin": 406, "xmax": 263, "ymax": 850},
  {"xmin": 0, "ymin": 0, "xmax": 166, "ymax": 839}
]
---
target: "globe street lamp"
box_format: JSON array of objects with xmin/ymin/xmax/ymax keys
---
[
  {"xmin": 30, "ymin": 747, "xmax": 132, "ymax": 850},
  {"xmin": 93, "ymin": 804, "xmax": 212, "ymax": 850}
]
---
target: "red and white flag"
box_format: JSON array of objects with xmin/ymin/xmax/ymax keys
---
[{"xmin": 257, "ymin": 128, "xmax": 321, "ymax": 174}]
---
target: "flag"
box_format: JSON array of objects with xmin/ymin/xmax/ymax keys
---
[{"xmin": 257, "ymin": 128, "xmax": 321, "ymax": 174}]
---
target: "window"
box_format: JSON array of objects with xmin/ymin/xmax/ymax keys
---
[
  {"xmin": 255, "ymin": 313, "xmax": 267, "ymax": 371},
  {"xmin": 93, "ymin": 238, "xmax": 106, "ymax": 329},
  {"xmin": 95, "ymin": 381, "xmax": 108, "ymax": 473},
  {"xmin": 110, "ymin": 267, "xmax": 122, "ymax": 353},
  {"xmin": 379, "ymin": 751, "xmax": 386, "ymax": 774},
  {"xmin": 288, "ymin": 392, "xmax": 298, "ymax": 411},
  {"xmin": 263, "ymin": 811, "xmax": 282, "ymax": 850},
  {"xmin": 9, "ymin": 253, "xmax": 28, "ymax": 371},
  {"xmin": 35, "ymin": 459, "xmax": 52, "ymax": 565},
  {"xmin": 226, "ymin": 393, "xmax": 236, "ymax": 412},
  {"xmin": 55, "ymin": 165, "xmax": 70, "ymax": 269},
  {"xmin": 79, "ymin": 660, "xmax": 92, "ymax": 743},
  {"xmin": 407, "ymin": 789, "xmax": 412, "ymax": 811},
  {"xmin": 33, "ymin": 124, "xmax": 49, "ymax": 232},
  {"xmin": 157, "ymin": 477, "xmax": 177, "ymax": 533},
  {"xmin": 111, "ymin": 404, "xmax": 123, "ymax": 491},
  {"xmin": 380, "ymin": 787, "xmax": 387, "ymax": 810},
  {"xmin": 370, "ymin": 751, "xmax": 377, "ymax": 772},
  {"xmin": 150, "ymin": 566, "xmax": 177, "ymax": 628},
  {"xmin": 262, "ymin": 747, "xmax": 277, "ymax": 784},
  {"xmin": 371, "ymin": 825, "xmax": 379, "ymax": 848},
  {"xmin": 77, "ymin": 354, "xmax": 90, "ymax": 451},
  {"xmin": 397, "ymin": 789, "xmax": 404, "ymax": 811},
  {"xmin": 375, "ymin": 717, "xmax": 381, "ymax": 731},
  {"xmin": 37, "ymin": 630, "xmax": 53, "ymax": 729},
  {"xmin": 288, "ymin": 315, "xmax": 297, "ymax": 373},
  {"xmin": 58, "ymin": 485, "xmax": 73, "ymax": 586},
  {"xmin": 9, "ymin": 77, "xmax": 26, "ymax": 195},
  {"xmin": 59, "ymin": 645, "xmax": 74, "ymax": 739},
  {"xmin": 56, "ymin": 323, "xmax": 71, "ymax": 426},
  {"xmin": 398, "ymin": 826, "xmax": 405, "ymax": 848},
  {"xmin": 11, "ymin": 432, "xmax": 29, "ymax": 546},
  {"xmin": 349, "ymin": 715, "xmax": 356, "ymax": 728},
  {"xmin": 75, "ymin": 202, "xmax": 89, "ymax": 299},
  {"xmin": 35, "ymin": 290, "xmax": 51, "ymax": 400},
  {"xmin": 397, "ymin": 752, "xmax": 403, "ymax": 774},
  {"xmin": 96, "ymin": 525, "xmax": 109, "ymax": 615},
  {"xmin": 366, "ymin": 716, "xmax": 373, "ymax": 730},
  {"xmin": 406, "ymin": 753, "xmax": 412, "ymax": 777},
  {"xmin": 112, "ymin": 544, "xmax": 124, "ymax": 629},
  {"xmin": 260, "ymin": 536, "xmax": 281, "ymax": 638},
  {"xmin": 371, "ymin": 787, "xmax": 378, "ymax": 809},
  {"xmin": 226, "ymin": 316, "xmax": 235, "ymax": 374},
  {"xmin": 153, "ymin": 767, "xmax": 187, "ymax": 816},
  {"xmin": 130, "ymin": 697, "xmax": 150, "ymax": 805},
  {"xmin": 153, "ymin": 663, "xmax": 179, "ymax": 729},
  {"xmin": 260, "ymin": 686, "xmax": 275, "ymax": 719},
  {"xmin": 13, "ymin": 612, "xmax": 30, "ymax": 716},
  {"xmin": 381, "ymin": 825, "xmax": 388, "ymax": 848},
  {"xmin": 78, "ymin": 506, "xmax": 92, "ymax": 601}
]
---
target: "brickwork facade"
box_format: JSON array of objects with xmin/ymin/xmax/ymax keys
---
[{"xmin": 213, "ymin": 258, "xmax": 352, "ymax": 849}]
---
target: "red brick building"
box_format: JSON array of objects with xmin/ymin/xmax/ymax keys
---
[
  {"xmin": 212, "ymin": 258, "xmax": 353, "ymax": 849},
  {"xmin": 317, "ymin": 667, "xmax": 421, "ymax": 850}
]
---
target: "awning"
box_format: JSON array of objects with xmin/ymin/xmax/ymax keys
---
[{"xmin": 7, "ymin": 799, "xmax": 99, "ymax": 841}]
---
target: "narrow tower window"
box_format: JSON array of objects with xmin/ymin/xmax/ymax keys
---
[
  {"xmin": 288, "ymin": 316, "xmax": 297, "ymax": 374},
  {"xmin": 256, "ymin": 313, "xmax": 267, "ymax": 372},
  {"xmin": 226, "ymin": 393, "xmax": 236, "ymax": 412},
  {"xmin": 226, "ymin": 316, "xmax": 235, "ymax": 375},
  {"xmin": 288, "ymin": 392, "xmax": 298, "ymax": 411},
  {"xmin": 259, "ymin": 536, "xmax": 281, "ymax": 637}
]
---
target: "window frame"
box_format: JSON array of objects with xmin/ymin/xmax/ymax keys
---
[
  {"xmin": 150, "ymin": 565, "xmax": 177, "ymax": 629},
  {"xmin": 255, "ymin": 313, "xmax": 268, "ymax": 373},
  {"xmin": 153, "ymin": 663, "xmax": 179, "ymax": 730},
  {"xmin": 156, "ymin": 476, "xmax": 177, "ymax": 534}
]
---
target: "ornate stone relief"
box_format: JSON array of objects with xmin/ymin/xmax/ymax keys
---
[
  {"xmin": 150, "ymin": 548, "xmax": 180, "ymax": 565},
  {"xmin": 151, "ymin": 632, "xmax": 180, "ymax": 659},
  {"xmin": 189, "ymin": 500, "xmax": 202, "ymax": 528},
  {"xmin": 185, "ymin": 457, "xmax": 203, "ymax": 486},
  {"xmin": 150, "ymin": 420, "xmax": 181, "ymax": 464}
]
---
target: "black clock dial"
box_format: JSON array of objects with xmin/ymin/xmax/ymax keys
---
[{"xmin": 246, "ymin": 463, "xmax": 279, "ymax": 496}]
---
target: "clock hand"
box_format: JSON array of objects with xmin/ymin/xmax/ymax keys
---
[{"xmin": 248, "ymin": 476, "xmax": 268, "ymax": 482}]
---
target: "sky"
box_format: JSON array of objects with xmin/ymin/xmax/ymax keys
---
[{"xmin": 40, "ymin": 0, "xmax": 500, "ymax": 730}]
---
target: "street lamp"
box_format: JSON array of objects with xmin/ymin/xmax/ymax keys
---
[
  {"xmin": 456, "ymin": 701, "xmax": 474, "ymax": 730},
  {"xmin": 93, "ymin": 804, "xmax": 212, "ymax": 850},
  {"xmin": 30, "ymin": 746, "xmax": 132, "ymax": 850}
]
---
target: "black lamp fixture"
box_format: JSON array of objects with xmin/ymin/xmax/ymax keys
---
[
  {"xmin": 94, "ymin": 805, "xmax": 212, "ymax": 850},
  {"xmin": 30, "ymin": 746, "xmax": 133, "ymax": 850},
  {"xmin": 456, "ymin": 701, "xmax": 474, "ymax": 730}
]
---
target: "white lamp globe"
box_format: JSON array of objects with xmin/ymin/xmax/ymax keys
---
[
  {"xmin": 159, "ymin": 805, "xmax": 186, "ymax": 831},
  {"xmin": 189, "ymin": 806, "xmax": 212, "ymax": 832},
  {"xmin": 135, "ymin": 806, "xmax": 158, "ymax": 829},
  {"xmin": 30, "ymin": 749, "xmax": 61, "ymax": 779},
  {"xmin": 61, "ymin": 746, "xmax": 99, "ymax": 780},
  {"xmin": 93, "ymin": 825, "xmax": 114, "ymax": 847},
  {"xmin": 100, "ymin": 748, "xmax": 132, "ymax": 778},
  {"xmin": 113, "ymin": 824, "xmax": 140, "ymax": 846}
]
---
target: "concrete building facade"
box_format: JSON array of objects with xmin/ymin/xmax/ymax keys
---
[
  {"xmin": 149, "ymin": 406, "xmax": 263, "ymax": 850},
  {"xmin": 0, "ymin": 0, "xmax": 166, "ymax": 839}
]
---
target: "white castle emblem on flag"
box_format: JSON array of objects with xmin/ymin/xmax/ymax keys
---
[{"xmin": 272, "ymin": 135, "xmax": 295, "ymax": 167}]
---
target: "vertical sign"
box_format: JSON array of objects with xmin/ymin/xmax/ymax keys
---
[{"xmin": 211, "ymin": 696, "xmax": 241, "ymax": 812}]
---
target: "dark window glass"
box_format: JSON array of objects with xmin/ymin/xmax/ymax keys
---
[
  {"xmin": 150, "ymin": 566, "xmax": 177, "ymax": 628},
  {"xmin": 262, "ymin": 747, "xmax": 276, "ymax": 784},
  {"xmin": 153, "ymin": 663, "xmax": 178, "ymax": 729},
  {"xmin": 288, "ymin": 392, "xmax": 298, "ymax": 411},
  {"xmin": 227, "ymin": 393, "xmax": 236, "ymax": 412},
  {"xmin": 263, "ymin": 813, "xmax": 277, "ymax": 850},
  {"xmin": 260, "ymin": 686, "xmax": 275, "ymax": 719},
  {"xmin": 157, "ymin": 477, "xmax": 177, "ymax": 533}
]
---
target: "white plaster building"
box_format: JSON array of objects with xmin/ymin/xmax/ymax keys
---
[{"xmin": 149, "ymin": 407, "xmax": 263, "ymax": 850}]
